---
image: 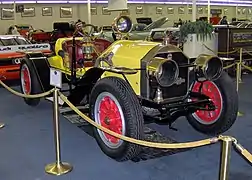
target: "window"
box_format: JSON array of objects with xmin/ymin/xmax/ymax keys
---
[
  {"xmin": 132, "ymin": 24, "xmax": 147, "ymax": 31},
  {"xmin": 0, "ymin": 38, "xmax": 17, "ymax": 46},
  {"xmin": 16, "ymin": 26, "xmax": 30, "ymax": 30},
  {"xmin": 246, "ymin": 24, "xmax": 252, "ymax": 28},
  {"xmin": 15, "ymin": 37, "xmax": 30, "ymax": 45},
  {"xmin": 0, "ymin": 37, "xmax": 30, "ymax": 46},
  {"xmin": 151, "ymin": 31, "xmax": 165, "ymax": 41},
  {"xmin": 238, "ymin": 23, "xmax": 248, "ymax": 28}
]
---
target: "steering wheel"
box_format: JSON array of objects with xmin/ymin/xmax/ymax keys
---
[
  {"xmin": 75, "ymin": 23, "xmax": 102, "ymax": 39},
  {"xmin": 73, "ymin": 23, "xmax": 103, "ymax": 59},
  {"xmin": 82, "ymin": 24, "xmax": 98, "ymax": 36},
  {"xmin": 75, "ymin": 23, "xmax": 95, "ymax": 36}
]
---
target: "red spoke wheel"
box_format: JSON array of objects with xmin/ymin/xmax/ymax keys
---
[
  {"xmin": 95, "ymin": 92, "xmax": 125, "ymax": 148},
  {"xmin": 21, "ymin": 64, "xmax": 31, "ymax": 95},
  {"xmin": 192, "ymin": 81, "xmax": 223, "ymax": 124},
  {"xmin": 187, "ymin": 72, "xmax": 238, "ymax": 135},
  {"xmin": 90, "ymin": 77, "xmax": 144, "ymax": 161},
  {"xmin": 20, "ymin": 60, "xmax": 42, "ymax": 106}
]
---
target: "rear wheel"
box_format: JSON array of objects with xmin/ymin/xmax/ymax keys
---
[
  {"xmin": 89, "ymin": 77, "xmax": 144, "ymax": 161},
  {"xmin": 20, "ymin": 60, "xmax": 41, "ymax": 106},
  {"xmin": 187, "ymin": 72, "xmax": 238, "ymax": 135}
]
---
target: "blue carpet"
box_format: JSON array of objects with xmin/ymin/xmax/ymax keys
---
[{"xmin": 0, "ymin": 76, "xmax": 252, "ymax": 180}]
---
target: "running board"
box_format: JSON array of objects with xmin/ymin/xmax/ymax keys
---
[{"xmin": 45, "ymin": 96, "xmax": 64, "ymax": 105}]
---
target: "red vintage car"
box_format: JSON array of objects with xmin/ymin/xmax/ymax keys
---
[
  {"xmin": 28, "ymin": 22, "xmax": 75, "ymax": 43},
  {"xmin": 7, "ymin": 24, "xmax": 34, "ymax": 38},
  {"xmin": 0, "ymin": 35, "xmax": 52, "ymax": 81},
  {"xmin": 28, "ymin": 22, "xmax": 112, "ymax": 56}
]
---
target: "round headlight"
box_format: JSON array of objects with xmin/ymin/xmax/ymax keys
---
[
  {"xmin": 204, "ymin": 57, "xmax": 223, "ymax": 81},
  {"xmin": 156, "ymin": 60, "xmax": 179, "ymax": 87},
  {"xmin": 194, "ymin": 55, "xmax": 223, "ymax": 81},
  {"xmin": 112, "ymin": 15, "xmax": 132, "ymax": 34}
]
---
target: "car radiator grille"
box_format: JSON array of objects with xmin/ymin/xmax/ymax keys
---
[
  {"xmin": 141, "ymin": 52, "xmax": 189, "ymax": 101},
  {"xmin": 158, "ymin": 52, "xmax": 189, "ymax": 100},
  {"xmin": 161, "ymin": 66, "xmax": 188, "ymax": 100}
]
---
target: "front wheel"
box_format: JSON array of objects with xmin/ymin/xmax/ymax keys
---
[
  {"xmin": 89, "ymin": 77, "xmax": 144, "ymax": 161},
  {"xmin": 20, "ymin": 60, "xmax": 41, "ymax": 106},
  {"xmin": 187, "ymin": 72, "xmax": 238, "ymax": 135}
]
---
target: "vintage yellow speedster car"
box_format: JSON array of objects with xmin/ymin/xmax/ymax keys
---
[{"xmin": 19, "ymin": 15, "xmax": 238, "ymax": 161}]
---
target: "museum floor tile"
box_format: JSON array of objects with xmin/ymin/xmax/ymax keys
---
[{"xmin": 0, "ymin": 76, "xmax": 252, "ymax": 180}]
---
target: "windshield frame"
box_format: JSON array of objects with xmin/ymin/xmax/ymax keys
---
[
  {"xmin": 144, "ymin": 17, "xmax": 169, "ymax": 31},
  {"xmin": 0, "ymin": 36, "xmax": 30, "ymax": 46}
]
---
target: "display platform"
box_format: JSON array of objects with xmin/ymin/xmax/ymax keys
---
[{"xmin": 0, "ymin": 76, "xmax": 252, "ymax": 180}]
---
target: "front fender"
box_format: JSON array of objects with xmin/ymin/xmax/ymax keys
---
[
  {"xmin": 24, "ymin": 53, "xmax": 51, "ymax": 92},
  {"xmin": 97, "ymin": 40, "xmax": 160, "ymax": 95},
  {"xmin": 79, "ymin": 67, "xmax": 105, "ymax": 86}
]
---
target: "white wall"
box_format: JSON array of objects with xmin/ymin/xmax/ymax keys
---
[{"xmin": 0, "ymin": 3, "xmax": 251, "ymax": 34}]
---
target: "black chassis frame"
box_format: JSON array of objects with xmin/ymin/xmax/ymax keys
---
[
  {"xmin": 69, "ymin": 68, "xmax": 216, "ymax": 128},
  {"xmin": 24, "ymin": 48, "xmax": 216, "ymax": 128},
  {"xmin": 123, "ymin": 64, "xmax": 216, "ymax": 127},
  {"xmin": 140, "ymin": 89, "xmax": 215, "ymax": 127},
  {"xmin": 139, "ymin": 62, "xmax": 216, "ymax": 126}
]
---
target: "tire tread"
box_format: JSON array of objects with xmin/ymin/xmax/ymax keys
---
[
  {"xmin": 187, "ymin": 72, "xmax": 238, "ymax": 135},
  {"xmin": 90, "ymin": 77, "xmax": 144, "ymax": 161}
]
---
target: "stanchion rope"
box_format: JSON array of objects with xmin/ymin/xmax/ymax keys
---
[
  {"xmin": 0, "ymin": 77, "xmax": 252, "ymax": 163},
  {"xmin": 0, "ymin": 80, "xmax": 54, "ymax": 98},
  {"xmin": 59, "ymin": 91, "xmax": 252, "ymax": 162},
  {"xmin": 0, "ymin": 78, "xmax": 219, "ymax": 149},
  {"xmin": 233, "ymin": 48, "xmax": 252, "ymax": 73},
  {"xmin": 59, "ymin": 91, "xmax": 220, "ymax": 149},
  {"xmin": 223, "ymin": 63, "xmax": 236, "ymax": 70},
  {"xmin": 202, "ymin": 44, "xmax": 239, "ymax": 55},
  {"xmin": 200, "ymin": 44, "xmax": 237, "ymax": 70},
  {"xmin": 0, "ymin": 78, "xmax": 228, "ymax": 149},
  {"xmin": 242, "ymin": 49, "xmax": 252, "ymax": 57}
]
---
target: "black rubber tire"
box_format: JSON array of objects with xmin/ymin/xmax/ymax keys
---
[
  {"xmin": 187, "ymin": 71, "xmax": 238, "ymax": 135},
  {"xmin": 89, "ymin": 77, "xmax": 144, "ymax": 161},
  {"xmin": 20, "ymin": 60, "xmax": 42, "ymax": 106}
]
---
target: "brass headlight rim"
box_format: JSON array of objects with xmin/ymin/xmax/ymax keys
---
[
  {"xmin": 204, "ymin": 57, "xmax": 224, "ymax": 81},
  {"xmin": 112, "ymin": 14, "xmax": 133, "ymax": 35},
  {"xmin": 155, "ymin": 59, "xmax": 180, "ymax": 88}
]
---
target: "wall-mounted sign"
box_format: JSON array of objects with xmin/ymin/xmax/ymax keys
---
[
  {"xmin": 1, "ymin": 8, "xmax": 14, "ymax": 20},
  {"xmin": 108, "ymin": 0, "xmax": 128, "ymax": 11},
  {"xmin": 233, "ymin": 32, "xmax": 252, "ymax": 43},
  {"xmin": 210, "ymin": 9, "xmax": 222, "ymax": 14},
  {"xmin": 229, "ymin": 28, "xmax": 252, "ymax": 47}
]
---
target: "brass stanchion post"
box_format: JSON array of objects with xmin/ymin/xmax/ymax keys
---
[
  {"xmin": 238, "ymin": 48, "xmax": 243, "ymax": 83},
  {"xmin": 236, "ymin": 60, "xmax": 240, "ymax": 92},
  {"xmin": 236, "ymin": 48, "xmax": 243, "ymax": 117},
  {"xmin": 45, "ymin": 88, "xmax": 73, "ymax": 176},
  {"xmin": 233, "ymin": 139, "xmax": 252, "ymax": 164},
  {"xmin": 218, "ymin": 136, "xmax": 232, "ymax": 180}
]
